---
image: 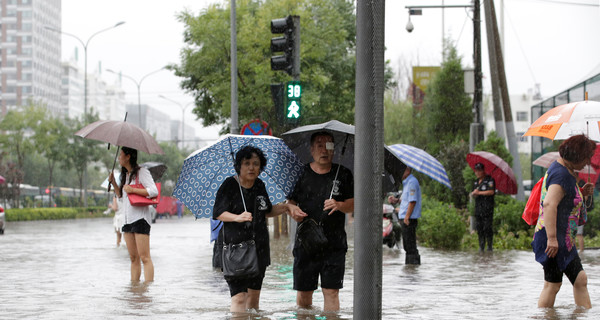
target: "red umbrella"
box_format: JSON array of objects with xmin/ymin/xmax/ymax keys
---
[
  {"xmin": 578, "ymin": 143, "xmax": 600, "ymax": 184},
  {"xmin": 466, "ymin": 151, "xmax": 518, "ymax": 195}
]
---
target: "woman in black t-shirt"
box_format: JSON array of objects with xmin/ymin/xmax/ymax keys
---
[{"xmin": 213, "ymin": 146, "xmax": 305, "ymax": 313}]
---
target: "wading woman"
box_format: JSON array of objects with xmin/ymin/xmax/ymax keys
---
[
  {"xmin": 109, "ymin": 147, "xmax": 158, "ymax": 282},
  {"xmin": 533, "ymin": 134, "xmax": 593, "ymax": 309},
  {"xmin": 213, "ymin": 146, "xmax": 303, "ymax": 313}
]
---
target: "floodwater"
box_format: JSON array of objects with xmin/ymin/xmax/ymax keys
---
[{"xmin": 1, "ymin": 216, "xmax": 599, "ymax": 320}]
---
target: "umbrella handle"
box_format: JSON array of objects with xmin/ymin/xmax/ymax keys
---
[{"xmin": 108, "ymin": 146, "xmax": 121, "ymax": 193}]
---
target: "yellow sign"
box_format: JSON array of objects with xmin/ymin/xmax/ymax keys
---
[{"xmin": 412, "ymin": 66, "xmax": 441, "ymax": 92}]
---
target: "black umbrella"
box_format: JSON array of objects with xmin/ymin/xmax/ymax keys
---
[
  {"xmin": 281, "ymin": 120, "xmax": 406, "ymax": 194},
  {"xmin": 140, "ymin": 162, "xmax": 168, "ymax": 181}
]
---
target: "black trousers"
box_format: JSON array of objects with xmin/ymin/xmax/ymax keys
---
[
  {"xmin": 476, "ymin": 211, "xmax": 493, "ymax": 251},
  {"xmin": 400, "ymin": 219, "xmax": 419, "ymax": 255}
]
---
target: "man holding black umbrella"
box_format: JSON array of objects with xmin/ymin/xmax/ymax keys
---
[{"xmin": 286, "ymin": 131, "xmax": 354, "ymax": 312}]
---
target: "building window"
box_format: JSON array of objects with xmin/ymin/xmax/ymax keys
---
[
  {"xmin": 517, "ymin": 132, "xmax": 528, "ymax": 142},
  {"xmin": 516, "ymin": 111, "xmax": 528, "ymax": 122}
]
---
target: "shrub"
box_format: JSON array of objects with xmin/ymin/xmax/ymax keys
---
[
  {"xmin": 6, "ymin": 207, "xmax": 107, "ymax": 221},
  {"xmin": 418, "ymin": 198, "xmax": 467, "ymax": 249}
]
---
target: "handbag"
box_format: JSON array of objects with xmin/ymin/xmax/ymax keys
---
[
  {"xmin": 522, "ymin": 173, "xmax": 546, "ymax": 226},
  {"xmin": 296, "ymin": 216, "xmax": 328, "ymax": 256},
  {"xmin": 128, "ymin": 175, "xmax": 161, "ymax": 207},
  {"xmin": 221, "ymin": 225, "xmax": 260, "ymax": 279}
]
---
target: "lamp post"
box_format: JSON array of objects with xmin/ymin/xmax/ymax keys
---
[
  {"xmin": 158, "ymin": 95, "xmax": 194, "ymax": 149},
  {"xmin": 45, "ymin": 21, "xmax": 125, "ymax": 207},
  {"xmin": 106, "ymin": 67, "xmax": 165, "ymax": 129}
]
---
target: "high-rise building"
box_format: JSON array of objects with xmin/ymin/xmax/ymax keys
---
[{"xmin": 0, "ymin": 0, "xmax": 62, "ymax": 115}]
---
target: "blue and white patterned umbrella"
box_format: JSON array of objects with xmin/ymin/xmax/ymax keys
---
[
  {"xmin": 387, "ymin": 144, "xmax": 452, "ymax": 189},
  {"xmin": 173, "ymin": 134, "xmax": 304, "ymax": 218}
]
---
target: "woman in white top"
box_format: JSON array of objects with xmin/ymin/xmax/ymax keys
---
[{"xmin": 109, "ymin": 147, "xmax": 159, "ymax": 282}]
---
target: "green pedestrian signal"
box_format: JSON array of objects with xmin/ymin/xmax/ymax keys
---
[{"xmin": 285, "ymin": 81, "xmax": 301, "ymax": 123}]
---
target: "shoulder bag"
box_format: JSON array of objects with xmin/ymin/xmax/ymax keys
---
[
  {"xmin": 128, "ymin": 175, "xmax": 161, "ymax": 207},
  {"xmin": 221, "ymin": 223, "xmax": 260, "ymax": 279},
  {"xmin": 296, "ymin": 214, "xmax": 328, "ymax": 256}
]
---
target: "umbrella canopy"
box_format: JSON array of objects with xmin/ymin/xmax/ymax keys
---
[
  {"xmin": 533, "ymin": 152, "xmax": 596, "ymax": 174},
  {"xmin": 523, "ymin": 100, "xmax": 600, "ymax": 141},
  {"xmin": 140, "ymin": 162, "xmax": 168, "ymax": 181},
  {"xmin": 0, "ymin": 175, "xmax": 5, "ymax": 184},
  {"xmin": 387, "ymin": 144, "xmax": 452, "ymax": 189},
  {"xmin": 281, "ymin": 120, "xmax": 407, "ymax": 192},
  {"xmin": 466, "ymin": 151, "xmax": 517, "ymax": 195},
  {"xmin": 75, "ymin": 120, "xmax": 164, "ymax": 154},
  {"xmin": 173, "ymin": 134, "xmax": 304, "ymax": 218}
]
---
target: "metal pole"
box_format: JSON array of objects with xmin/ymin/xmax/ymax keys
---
[
  {"xmin": 484, "ymin": 0, "xmax": 506, "ymax": 142},
  {"xmin": 230, "ymin": 0, "xmax": 239, "ymax": 134},
  {"xmin": 489, "ymin": 0, "xmax": 525, "ymax": 201},
  {"xmin": 292, "ymin": 15, "xmax": 300, "ymax": 80},
  {"xmin": 469, "ymin": 0, "xmax": 484, "ymax": 152},
  {"xmin": 354, "ymin": 0, "xmax": 384, "ymax": 318},
  {"xmin": 137, "ymin": 83, "xmax": 142, "ymax": 128}
]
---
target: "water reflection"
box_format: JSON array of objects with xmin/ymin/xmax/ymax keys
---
[{"xmin": 0, "ymin": 217, "xmax": 599, "ymax": 319}]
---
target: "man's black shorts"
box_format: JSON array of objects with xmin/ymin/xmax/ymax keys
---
[
  {"xmin": 293, "ymin": 247, "xmax": 346, "ymax": 291},
  {"xmin": 121, "ymin": 218, "xmax": 151, "ymax": 235},
  {"xmin": 225, "ymin": 266, "xmax": 267, "ymax": 297},
  {"xmin": 544, "ymin": 255, "xmax": 583, "ymax": 285}
]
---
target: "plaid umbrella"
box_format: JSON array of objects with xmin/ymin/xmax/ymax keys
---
[{"xmin": 387, "ymin": 144, "xmax": 452, "ymax": 189}]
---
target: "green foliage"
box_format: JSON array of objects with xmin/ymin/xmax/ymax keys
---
[
  {"xmin": 422, "ymin": 41, "xmax": 472, "ymax": 156},
  {"xmin": 435, "ymin": 139, "xmax": 469, "ymax": 208},
  {"xmin": 141, "ymin": 141, "xmax": 188, "ymax": 196},
  {"xmin": 417, "ymin": 197, "xmax": 467, "ymax": 249},
  {"xmin": 493, "ymin": 195, "xmax": 529, "ymax": 233},
  {"xmin": 171, "ymin": 0, "xmax": 393, "ymax": 134},
  {"xmin": 5, "ymin": 207, "xmax": 107, "ymax": 221},
  {"xmin": 584, "ymin": 199, "xmax": 600, "ymax": 238}
]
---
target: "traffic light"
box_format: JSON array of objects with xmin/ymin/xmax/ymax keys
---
[
  {"xmin": 284, "ymin": 81, "xmax": 301, "ymax": 124},
  {"xmin": 270, "ymin": 15, "xmax": 299, "ymax": 76}
]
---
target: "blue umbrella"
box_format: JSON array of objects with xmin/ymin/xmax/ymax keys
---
[
  {"xmin": 387, "ymin": 144, "xmax": 452, "ymax": 189},
  {"xmin": 173, "ymin": 134, "xmax": 304, "ymax": 219}
]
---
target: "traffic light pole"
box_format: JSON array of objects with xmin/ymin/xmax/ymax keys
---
[{"xmin": 291, "ymin": 15, "xmax": 300, "ymax": 80}]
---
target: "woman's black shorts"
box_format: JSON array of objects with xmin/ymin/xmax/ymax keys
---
[
  {"xmin": 121, "ymin": 218, "xmax": 151, "ymax": 235},
  {"xmin": 544, "ymin": 255, "xmax": 583, "ymax": 285}
]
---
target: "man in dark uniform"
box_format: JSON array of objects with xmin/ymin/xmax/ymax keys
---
[{"xmin": 471, "ymin": 162, "xmax": 495, "ymax": 252}]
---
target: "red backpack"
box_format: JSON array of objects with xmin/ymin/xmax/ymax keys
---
[{"xmin": 522, "ymin": 175, "xmax": 546, "ymax": 226}]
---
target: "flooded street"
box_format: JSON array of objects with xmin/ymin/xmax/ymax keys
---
[{"xmin": 1, "ymin": 216, "xmax": 599, "ymax": 319}]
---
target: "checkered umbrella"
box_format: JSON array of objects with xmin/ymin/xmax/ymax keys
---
[{"xmin": 173, "ymin": 134, "xmax": 304, "ymax": 219}]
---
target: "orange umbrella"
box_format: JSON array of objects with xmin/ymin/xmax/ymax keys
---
[{"xmin": 523, "ymin": 100, "xmax": 600, "ymax": 141}]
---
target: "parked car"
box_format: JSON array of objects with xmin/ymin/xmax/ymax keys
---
[{"xmin": 0, "ymin": 205, "xmax": 5, "ymax": 235}]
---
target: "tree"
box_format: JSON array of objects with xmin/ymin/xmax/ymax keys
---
[
  {"xmin": 142, "ymin": 141, "xmax": 188, "ymax": 196},
  {"xmin": 32, "ymin": 115, "xmax": 70, "ymax": 203},
  {"xmin": 63, "ymin": 111, "xmax": 105, "ymax": 203},
  {"xmin": 170, "ymin": 0, "xmax": 393, "ymax": 134},
  {"xmin": 422, "ymin": 41, "xmax": 472, "ymax": 156}
]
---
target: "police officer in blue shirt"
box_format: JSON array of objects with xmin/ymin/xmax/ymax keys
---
[{"xmin": 389, "ymin": 166, "xmax": 422, "ymax": 264}]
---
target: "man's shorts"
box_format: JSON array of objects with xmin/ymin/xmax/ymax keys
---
[
  {"xmin": 293, "ymin": 247, "xmax": 346, "ymax": 291},
  {"xmin": 225, "ymin": 266, "xmax": 266, "ymax": 297},
  {"xmin": 121, "ymin": 218, "xmax": 151, "ymax": 235},
  {"xmin": 544, "ymin": 255, "xmax": 583, "ymax": 285}
]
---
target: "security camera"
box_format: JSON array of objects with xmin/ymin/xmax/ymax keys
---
[{"xmin": 406, "ymin": 20, "xmax": 414, "ymax": 33}]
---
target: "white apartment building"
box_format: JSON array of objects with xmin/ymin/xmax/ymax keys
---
[{"xmin": 0, "ymin": 0, "xmax": 62, "ymax": 114}]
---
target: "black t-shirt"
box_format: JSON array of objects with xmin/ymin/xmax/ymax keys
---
[
  {"xmin": 473, "ymin": 175, "xmax": 495, "ymax": 215},
  {"xmin": 213, "ymin": 176, "xmax": 273, "ymax": 268},
  {"xmin": 288, "ymin": 163, "xmax": 354, "ymax": 250}
]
